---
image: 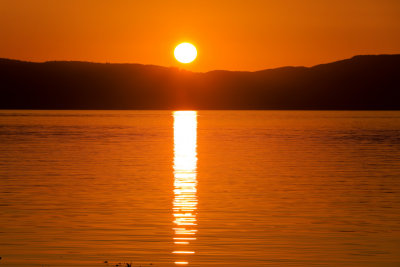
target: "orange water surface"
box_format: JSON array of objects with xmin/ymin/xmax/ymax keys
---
[{"xmin": 0, "ymin": 110, "xmax": 399, "ymax": 266}]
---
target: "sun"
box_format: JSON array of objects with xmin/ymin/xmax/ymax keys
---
[{"xmin": 174, "ymin": 42, "xmax": 197, "ymax": 64}]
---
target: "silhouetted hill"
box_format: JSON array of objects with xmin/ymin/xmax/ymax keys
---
[{"xmin": 0, "ymin": 55, "xmax": 399, "ymax": 109}]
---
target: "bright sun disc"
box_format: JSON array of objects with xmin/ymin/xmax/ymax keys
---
[{"xmin": 174, "ymin": 43, "xmax": 197, "ymax": 64}]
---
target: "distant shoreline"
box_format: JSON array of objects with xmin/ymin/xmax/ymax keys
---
[
  {"xmin": 1, "ymin": 54, "xmax": 399, "ymax": 110},
  {"xmin": 1, "ymin": 109, "xmax": 400, "ymax": 111}
]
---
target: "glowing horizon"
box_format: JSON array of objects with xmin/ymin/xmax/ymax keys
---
[{"xmin": 1, "ymin": 0, "xmax": 399, "ymax": 72}]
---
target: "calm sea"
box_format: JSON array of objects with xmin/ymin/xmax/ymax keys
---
[{"xmin": 0, "ymin": 110, "xmax": 399, "ymax": 267}]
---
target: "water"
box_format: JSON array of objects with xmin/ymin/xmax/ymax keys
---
[{"xmin": 0, "ymin": 110, "xmax": 399, "ymax": 266}]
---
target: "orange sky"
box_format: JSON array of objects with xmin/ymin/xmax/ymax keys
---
[{"xmin": 0, "ymin": 0, "xmax": 399, "ymax": 71}]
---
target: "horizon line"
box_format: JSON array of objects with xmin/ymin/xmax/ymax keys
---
[{"xmin": 1, "ymin": 53, "xmax": 399, "ymax": 74}]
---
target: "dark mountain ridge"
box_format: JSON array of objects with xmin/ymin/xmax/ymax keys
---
[{"xmin": 0, "ymin": 55, "xmax": 399, "ymax": 109}]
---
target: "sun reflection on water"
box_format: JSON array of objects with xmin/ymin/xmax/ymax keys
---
[{"xmin": 172, "ymin": 111, "xmax": 198, "ymax": 265}]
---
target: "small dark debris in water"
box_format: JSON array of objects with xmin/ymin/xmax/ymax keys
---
[{"xmin": 104, "ymin": 260, "xmax": 108, "ymax": 263}]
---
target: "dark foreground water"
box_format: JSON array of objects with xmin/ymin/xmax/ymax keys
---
[{"xmin": 0, "ymin": 110, "xmax": 399, "ymax": 266}]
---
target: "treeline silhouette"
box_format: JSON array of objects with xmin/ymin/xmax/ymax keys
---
[{"xmin": 0, "ymin": 55, "xmax": 399, "ymax": 109}]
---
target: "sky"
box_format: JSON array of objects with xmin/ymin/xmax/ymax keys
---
[{"xmin": 0, "ymin": 0, "xmax": 399, "ymax": 72}]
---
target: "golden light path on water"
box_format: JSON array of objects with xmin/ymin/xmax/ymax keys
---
[{"xmin": 172, "ymin": 111, "xmax": 198, "ymax": 265}]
